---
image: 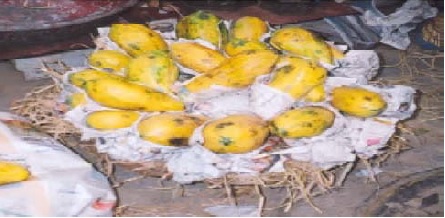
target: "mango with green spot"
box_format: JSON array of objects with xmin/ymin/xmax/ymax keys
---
[
  {"xmin": 176, "ymin": 11, "xmax": 228, "ymax": 48},
  {"xmin": 68, "ymin": 69, "xmax": 123, "ymax": 88},
  {"xmin": 202, "ymin": 114, "xmax": 269, "ymax": 154},
  {"xmin": 224, "ymin": 38, "xmax": 268, "ymax": 56},
  {"xmin": 268, "ymin": 56, "xmax": 327, "ymax": 100},
  {"xmin": 270, "ymin": 106, "xmax": 335, "ymax": 138},
  {"xmin": 88, "ymin": 50, "xmax": 130, "ymax": 74},
  {"xmin": 270, "ymin": 27, "xmax": 334, "ymax": 64},
  {"xmin": 109, "ymin": 24, "xmax": 168, "ymax": 57},
  {"xmin": 66, "ymin": 92, "xmax": 87, "ymax": 108},
  {"xmin": 230, "ymin": 16, "xmax": 268, "ymax": 41},
  {"xmin": 127, "ymin": 50, "xmax": 178, "ymax": 93}
]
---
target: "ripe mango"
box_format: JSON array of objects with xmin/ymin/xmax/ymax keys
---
[
  {"xmin": 127, "ymin": 50, "xmax": 178, "ymax": 93},
  {"xmin": 171, "ymin": 42, "xmax": 226, "ymax": 74},
  {"xmin": 86, "ymin": 110, "xmax": 140, "ymax": 130},
  {"xmin": 270, "ymin": 27, "xmax": 334, "ymax": 64},
  {"xmin": 331, "ymin": 86, "xmax": 387, "ymax": 117},
  {"xmin": 203, "ymin": 114, "xmax": 269, "ymax": 154},
  {"xmin": 0, "ymin": 162, "xmax": 30, "ymax": 185},
  {"xmin": 270, "ymin": 106, "xmax": 335, "ymax": 138},
  {"xmin": 109, "ymin": 24, "xmax": 168, "ymax": 57},
  {"xmin": 303, "ymin": 84, "xmax": 325, "ymax": 102},
  {"xmin": 268, "ymin": 56, "xmax": 327, "ymax": 100},
  {"xmin": 68, "ymin": 69, "xmax": 123, "ymax": 88},
  {"xmin": 176, "ymin": 11, "xmax": 228, "ymax": 48},
  {"xmin": 85, "ymin": 77, "xmax": 184, "ymax": 112},
  {"xmin": 185, "ymin": 49, "xmax": 278, "ymax": 93},
  {"xmin": 224, "ymin": 38, "xmax": 268, "ymax": 56},
  {"xmin": 230, "ymin": 16, "xmax": 268, "ymax": 41},
  {"xmin": 138, "ymin": 113, "xmax": 206, "ymax": 146},
  {"xmin": 66, "ymin": 92, "xmax": 87, "ymax": 108},
  {"xmin": 88, "ymin": 50, "xmax": 130, "ymax": 74}
]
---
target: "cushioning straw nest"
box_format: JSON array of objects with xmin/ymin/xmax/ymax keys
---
[{"xmin": 8, "ymin": 63, "xmax": 413, "ymax": 215}]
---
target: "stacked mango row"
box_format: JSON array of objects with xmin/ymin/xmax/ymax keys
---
[{"xmin": 65, "ymin": 11, "xmax": 387, "ymax": 154}]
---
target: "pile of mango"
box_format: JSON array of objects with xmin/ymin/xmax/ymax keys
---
[{"xmin": 65, "ymin": 11, "xmax": 387, "ymax": 154}]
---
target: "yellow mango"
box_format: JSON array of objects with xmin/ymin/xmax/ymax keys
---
[
  {"xmin": 138, "ymin": 113, "xmax": 206, "ymax": 146},
  {"xmin": 224, "ymin": 38, "xmax": 268, "ymax": 56},
  {"xmin": 331, "ymin": 86, "xmax": 387, "ymax": 117},
  {"xmin": 171, "ymin": 42, "xmax": 226, "ymax": 74},
  {"xmin": 176, "ymin": 10, "xmax": 228, "ymax": 48},
  {"xmin": 109, "ymin": 24, "xmax": 168, "ymax": 57},
  {"xmin": 86, "ymin": 110, "xmax": 139, "ymax": 130},
  {"xmin": 231, "ymin": 16, "xmax": 268, "ymax": 41},
  {"xmin": 270, "ymin": 27, "xmax": 333, "ymax": 64},
  {"xmin": 303, "ymin": 84, "xmax": 325, "ymax": 102},
  {"xmin": 203, "ymin": 114, "xmax": 269, "ymax": 154},
  {"xmin": 185, "ymin": 49, "xmax": 278, "ymax": 93},
  {"xmin": 268, "ymin": 56, "xmax": 327, "ymax": 99},
  {"xmin": 270, "ymin": 106, "xmax": 335, "ymax": 138},
  {"xmin": 175, "ymin": 17, "xmax": 188, "ymax": 39},
  {"xmin": 85, "ymin": 77, "xmax": 184, "ymax": 112},
  {"xmin": 270, "ymin": 26, "xmax": 314, "ymax": 42},
  {"xmin": 330, "ymin": 45, "xmax": 345, "ymax": 60},
  {"xmin": 127, "ymin": 50, "xmax": 178, "ymax": 93},
  {"xmin": 66, "ymin": 92, "xmax": 87, "ymax": 108},
  {"xmin": 68, "ymin": 69, "xmax": 123, "ymax": 88},
  {"xmin": 88, "ymin": 50, "xmax": 130, "ymax": 74},
  {"xmin": 0, "ymin": 161, "xmax": 30, "ymax": 185},
  {"xmin": 182, "ymin": 74, "xmax": 215, "ymax": 93}
]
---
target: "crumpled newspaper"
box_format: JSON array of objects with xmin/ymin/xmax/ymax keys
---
[
  {"xmin": 95, "ymin": 133, "xmax": 185, "ymax": 162},
  {"xmin": 204, "ymin": 205, "xmax": 259, "ymax": 217},
  {"xmin": 248, "ymin": 75, "xmax": 294, "ymax": 120},
  {"xmin": 347, "ymin": 117, "xmax": 399, "ymax": 158},
  {"xmin": 323, "ymin": 50, "xmax": 380, "ymax": 84},
  {"xmin": 362, "ymin": 0, "xmax": 438, "ymax": 50},
  {"xmin": 176, "ymin": 84, "xmax": 241, "ymax": 104},
  {"xmin": 325, "ymin": 76, "xmax": 358, "ymax": 91},
  {"xmin": 191, "ymin": 89, "xmax": 253, "ymax": 119},
  {"xmin": 0, "ymin": 112, "xmax": 115, "ymax": 217},
  {"xmin": 278, "ymin": 137, "xmax": 356, "ymax": 170},
  {"xmin": 167, "ymin": 124, "xmax": 278, "ymax": 184}
]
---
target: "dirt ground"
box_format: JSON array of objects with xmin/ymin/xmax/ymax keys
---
[{"xmin": 0, "ymin": 45, "xmax": 443, "ymax": 216}]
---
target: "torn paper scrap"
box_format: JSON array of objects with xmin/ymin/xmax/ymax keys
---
[{"xmin": 362, "ymin": 0, "xmax": 438, "ymax": 50}]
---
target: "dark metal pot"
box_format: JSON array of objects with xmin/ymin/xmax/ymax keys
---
[{"xmin": 0, "ymin": 0, "xmax": 138, "ymax": 59}]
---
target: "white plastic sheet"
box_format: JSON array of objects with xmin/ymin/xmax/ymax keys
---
[
  {"xmin": 0, "ymin": 112, "xmax": 116, "ymax": 217},
  {"xmin": 362, "ymin": 0, "xmax": 438, "ymax": 50}
]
